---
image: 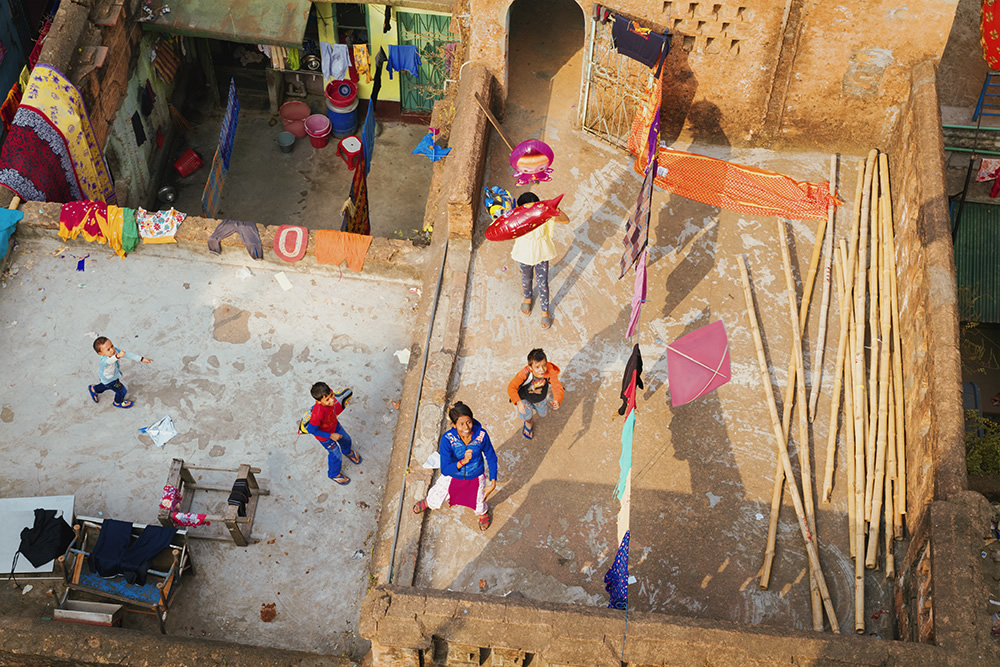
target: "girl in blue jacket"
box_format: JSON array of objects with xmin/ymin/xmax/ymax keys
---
[{"xmin": 413, "ymin": 402, "xmax": 498, "ymax": 531}]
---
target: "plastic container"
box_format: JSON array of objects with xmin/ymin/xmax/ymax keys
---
[
  {"xmin": 277, "ymin": 131, "xmax": 295, "ymax": 153},
  {"xmin": 286, "ymin": 119, "xmax": 306, "ymax": 139},
  {"xmin": 304, "ymin": 113, "xmax": 332, "ymax": 148},
  {"xmin": 173, "ymin": 149, "xmax": 203, "ymax": 177},
  {"xmin": 328, "ymin": 97, "xmax": 359, "ymax": 138},
  {"xmin": 279, "ymin": 101, "xmax": 310, "ymax": 128},
  {"xmin": 325, "ymin": 80, "xmax": 358, "ymax": 108}
]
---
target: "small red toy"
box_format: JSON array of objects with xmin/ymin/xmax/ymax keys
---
[{"xmin": 484, "ymin": 194, "xmax": 564, "ymax": 242}]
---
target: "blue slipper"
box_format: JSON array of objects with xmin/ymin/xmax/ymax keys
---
[
  {"xmin": 331, "ymin": 474, "xmax": 350, "ymax": 485},
  {"xmin": 88, "ymin": 385, "xmax": 99, "ymax": 403},
  {"xmin": 112, "ymin": 400, "xmax": 134, "ymax": 409},
  {"xmin": 522, "ymin": 422, "xmax": 533, "ymax": 440},
  {"xmin": 346, "ymin": 450, "xmax": 362, "ymax": 465}
]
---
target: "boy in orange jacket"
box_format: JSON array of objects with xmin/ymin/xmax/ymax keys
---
[{"xmin": 506, "ymin": 348, "xmax": 564, "ymax": 440}]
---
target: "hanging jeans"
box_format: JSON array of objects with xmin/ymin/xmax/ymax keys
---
[
  {"xmin": 319, "ymin": 423, "xmax": 353, "ymax": 478},
  {"xmin": 520, "ymin": 261, "xmax": 549, "ymax": 313}
]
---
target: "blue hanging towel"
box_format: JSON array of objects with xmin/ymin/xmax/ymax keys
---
[
  {"xmin": 387, "ymin": 45, "xmax": 421, "ymax": 79},
  {"xmin": 360, "ymin": 99, "xmax": 377, "ymax": 175},
  {"xmin": 0, "ymin": 208, "xmax": 23, "ymax": 260},
  {"xmin": 604, "ymin": 530, "xmax": 630, "ymax": 610}
]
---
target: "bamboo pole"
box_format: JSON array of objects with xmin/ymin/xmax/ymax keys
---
[
  {"xmin": 809, "ymin": 155, "xmax": 839, "ymax": 420},
  {"xmin": 882, "ymin": 190, "xmax": 897, "ymax": 495},
  {"xmin": 865, "ymin": 159, "xmax": 881, "ymax": 522},
  {"xmin": 739, "ymin": 257, "xmax": 840, "ymax": 633},
  {"xmin": 885, "ymin": 475, "xmax": 895, "ymax": 580},
  {"xmin": 882, "ymin": 154, "xmax": 907, "ymax": 535},
  {"xmin": 854, "ymin": 151, "xmax": 877, "ymax": 634},
  {"xmin": 777, "ymin": 220, "xmax": 824, "ymax": 631},
  {"xmin": 823, "ymin": 247, "xmax": 849, "ymax": 502},
  {"xmin": 866, "ymin": 182, "xmax": 893, "ymax": 569},
  {"xmin": 760, "ymin": 203, "xmax": 830, "ymax": 591},
  {"xmin": 842, "ymin": 247, "xmax": 858, "ymax": 559}
]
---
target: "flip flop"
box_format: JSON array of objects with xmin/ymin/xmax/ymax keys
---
[
  {"xmin": 541, "ymin": 312, "xmax": 552, "ymax": 329},
  {"xmin": 331, "ymin": 474, "xmax": 351, "ymax": 485},
  {"xmin": 479, "ymin": 512, "xmax": 491, "ymax": 532},
  {"xmin": 112, "ymin": 400, "xmax": 134, "ymax": 409},
  {"xmin": 88, "ymin": 385, "xmax": 99, "ymax": 403},
  {"xmin": 520, "ymin": 299, "xmax": 532, "ymax": 316},
  {"xmin": 346, "ymin": 450, "xmax": 362, "ymax": 465},
  {"xmin": 413, "ymin": 499, "xmax": 429, "ymax": 513},
  {"xmin": 522, "ymin": 422, "xmax": 533, "ymax": 440}
]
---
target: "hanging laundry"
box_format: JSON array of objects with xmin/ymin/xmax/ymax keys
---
[
  {"xmin": 626, "ymin": 249, "xmax": 647, "ymax": 338},
  {"xmin": 616, "ymin": 472, "xmax": 631, "ymax": 543},
  {"xmin": 612, "ymin": 15, "xmax": 670, "ymax": 76},
  {"xmin": 59, "ymin": 201, "xmax": 108, "ymax": 243},
  {"xmin": 979, "ymin": 158, "xmax": 1000, "ymax": 182},
  {"xmin": 444, "ymin": 42, "xmax": 457, "ymax": 75},
  {"xmin": 207, "ymin": 220, "xmax": 263, "ymax": 259},
  {"xmin": 140, "ymin": 80, "xmax": 156, "ymax": 116},
  {"xmin": 383, "ymin": 6, "xmax": 392, "ymax": 33},
  {"xmin": 287, "ymin": 48, "xmax": 301, "ymax": 70},
  {"xmin": 0, "ymin": 82, "xmax": 21, "ymax": 133},
  {"xmin": 152, "ymin": 39, "xmax": 180, "ymax": 84},
  {"xmin": 371, "ymin": 47, "xmax": 388, "ymax": 107},
  {"xmin": 121, "ymin": 207, "xmax": 140, "ymax": 253},
  {"xmin": 315, "ymin": 229, "xmax": 373, "ymax": 272},
  {"xmin": 341, "ymin": 164, "xmax": 370, "ymax": 235},
  {"xmin": 353, "ymin": 44, "xmax": 372, "ymax": 82},
  {"xmin": 0, "ymin": 66, "xmax": 116, "ymax": 204},
  {"xmin": 169, "ymin": 512, "xmax": 210, "ymax": 528},
  {"xmin": 160, "ymin": 485, "xmax": 182, "ymax": 512},
  {"xmin": 412, "ymin": 132, "xmax": 451, "ymax": 161},
  {"xmin": 387, "ymin": 45, "xmax": 421, "ymax": 79},
  {"xmin": 28, "ymin": 21, "xmax": 51, "ymax": 69},
  {"xmin": 228, "ymin": 478, "xmax": 252, "ymax": 517},
  {"xmin": 604, "ymin": 530, "xmax": 630, "ymax": 610},
  {"xmin": 217, "ymin": 79, "xmax": 240, "ymax": 170},
  {"xmin": 100, "ymin": 206, "xmax": 128, "ymax": 258},
  {"xmin": 361, "ymin": 99, "xmax": 376, "ymax": 175},
  {"xmin": 616, "ymin": 408, "xmax": 635, "ymax": 501},
  {"xmin": 620, "ymin": 156, "xmax": 656, "ymax": 279},
  {"xmin": 131, "ymin": 112, "xmax": 146, "ymax": 146},
  {"xmin": 321, "ymin": 43, "xmax": 351, "ymax": 80},
  {"xmin": 0, "ymin": 208, "xmax": 23, "ymax": 260},
  {"xmin": 136, "ymin": 207, "xmax": 185, "ymax": 243},
  {"xmin": 201, "ymin": 150, "xmax": 227, "ymax": 219},
  {"xmin": 618, "ymin": 344, "xmax": 644, "ymax": 416}
]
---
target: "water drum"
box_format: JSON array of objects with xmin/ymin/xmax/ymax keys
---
[
  {"xmin": 273, "ymin": 225, "xmax": 309, "ymax": 262},
  {"xmin": 327, "ymin": 96, "xmax": 359, "ymax": 138}
]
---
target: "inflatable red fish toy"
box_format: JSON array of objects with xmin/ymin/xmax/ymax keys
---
[{"xmin": 484, "ymin": 194, "xmax": 564, "ymax": 242}]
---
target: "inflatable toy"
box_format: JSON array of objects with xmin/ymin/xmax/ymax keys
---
[
  {"xmin": 485, "ymin": 194, "xmax": 564, "ymax": 242},
  {"xmin": 510, "ymin": 140, "xmax": 554, "ymax": 186}
]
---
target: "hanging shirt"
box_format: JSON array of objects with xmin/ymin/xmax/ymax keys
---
[
  {"xmin": 611, "ymin": 16, "xmax": 669, "ymax": 76},
  {"xmin": 321, "ymin": 43, "xmax": 350, "ymax": 80},
  {"xmin": 136, "ymin": 207, "xmax": 184, "ymax": 243},
  {"xmin": 618, "ymin": 344, "xmax": 644, "ymax": 416},
  {"xmin": 510, "ymin": 220, "xmax": 556, "ymax": 266},
  {"xmin": 387, "ymin": 45, "xmax": 421, "ymax": 79},
  {"xmin": 353, "ymin": 44, "xmax": 372, "ymax": 82}
]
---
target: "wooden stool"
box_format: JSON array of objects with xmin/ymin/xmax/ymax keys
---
[{"xmin": 158, "ymin": 459, "xmax": 269, "ymax": 547}]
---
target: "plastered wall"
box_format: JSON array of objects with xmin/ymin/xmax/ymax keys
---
[{"xmin": 465, "ymin": 0, "xmax": 961, "ymax": 150}]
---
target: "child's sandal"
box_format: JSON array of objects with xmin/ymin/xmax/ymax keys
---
[
  {"xmin": 112, "ymin": 400, "xmax": 134, "ymax": 409},
  {"xmin": 413, "ymin": 499, "xmax": 429, "ymax": 513},
  {"xmin": 331, "ymin": 474, "xmax": 351, "ymax": 485},
  {"xmin": 479, "ymin": 512, "xmax": 491, "ymax": 532},
  {"xmin": 346, "ymin": 450, "xmax": 362, "ymax": 465},
  {"xmin": 88, "ymin": 385, "xmax": 99, "ymax": 404}
]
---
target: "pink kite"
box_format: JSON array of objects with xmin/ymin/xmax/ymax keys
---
[{"xmin": 666, "ymin": 320, "xmax": 731, "ymax": 406}]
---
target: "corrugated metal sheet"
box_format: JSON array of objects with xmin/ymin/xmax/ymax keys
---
[
  {"xmin": 143, "ymin": 1, "xmax": 311, "ymax": 48},
  {"xmin": 954, "ymin": 201, "xmax": 1000, "ymax": 323}
]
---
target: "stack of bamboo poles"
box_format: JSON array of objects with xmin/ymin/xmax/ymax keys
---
[
  {"xmin": 828, "ymin": 149, "xmax": 907, "ymax": 633},
  {"xmin": 742, "ymin": 150, "xmax": 907, "ymax": 634}
]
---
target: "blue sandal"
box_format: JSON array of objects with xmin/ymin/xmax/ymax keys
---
[
  {"xmin": 112, "ymin": 400, "xmax": 134, "ymax": 409},
  {"xmin": 346, "ymin": 450, "xmax": 362, "ymax": 465},
  {"xmin": 331, "ymin": 474, "xmax": 350, "ymax": 485},
  {"xmin": 88, "ymin": 385, "xmax": 99, "ymax": 403},
  {"xmin": 522, "ymin": 422, "xmax": 533, "ymax": 440}
]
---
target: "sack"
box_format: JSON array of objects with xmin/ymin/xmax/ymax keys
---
[{"xmin": 17, "ymin": 508, "xmax": 75, "ymax": 567}]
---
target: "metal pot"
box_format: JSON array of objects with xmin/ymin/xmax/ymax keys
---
[
  {"xmin": 303, "ymin": 55, "xmax": 321, "ymax": 71},
  {"xmin": 157, "ymin": 185, "xmax": 177, "ymax": 203}
]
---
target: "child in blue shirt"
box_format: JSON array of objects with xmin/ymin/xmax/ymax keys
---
[{"xmin": 89, "ymin": 336, "xmax": 152, "ymax": 409}]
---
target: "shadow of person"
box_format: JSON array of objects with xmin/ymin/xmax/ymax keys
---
[
  {"xmin": 686, "ymin": 99, "xmax": 730, "ymax": 148},
  {"xmin": 660, "ymin": 42, "xmax": 698, "ymax": 146}
]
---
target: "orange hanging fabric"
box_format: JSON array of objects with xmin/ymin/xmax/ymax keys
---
[{"xmin": 627, "ymin": 73, "xmax": 836, "ymax": 221}]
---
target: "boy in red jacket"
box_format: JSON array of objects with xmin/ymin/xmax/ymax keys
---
[
  {"xmin": 506, "ymin": 348, "xmax": 565, "ymax": 440},
  {"xmin": 304, "ymin": 383, "xmax": 360, "ymax": 485}
]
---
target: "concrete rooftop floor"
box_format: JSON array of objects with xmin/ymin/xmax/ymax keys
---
[
  {"xmin": 0, "ymin": 235, "xmax": 418, "ymax": 658},
  {"xmin": 409, "ymin": 0, "xmax": 894, "ymax": 635}
]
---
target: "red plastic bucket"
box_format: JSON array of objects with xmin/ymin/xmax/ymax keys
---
[
  {"xmin": 325, "ymin": 80, "xmax": 357, "ymax": 108},
  {"xmin": 286, "ymin": 119, "xmax": 306, "ymax": 139},
  {"xmin": 173, "ymin": 149, "xmax": 203, "ymax": 177},
  {"xmin": 280, "ymin": 101, "xmax": 310, "ymax": 128},
  {"xmin": 304, "ymin": 113, "xmax": 332, "ymax": 148}
]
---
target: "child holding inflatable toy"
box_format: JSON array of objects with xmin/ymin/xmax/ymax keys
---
[{"xmin": 510, "ymin": 192, "xmax": 568, "ymax": 329}]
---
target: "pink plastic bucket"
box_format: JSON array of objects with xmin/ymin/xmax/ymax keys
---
[
  {"xmin": 286, "ymin": 119, "xmax": 306, "ymax": 139},
  {"xmin": 305, "ymin": 113, "xmax": 332, "ymax": 148}
]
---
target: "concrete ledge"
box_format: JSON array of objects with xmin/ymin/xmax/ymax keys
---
[
  {"xmin": 445, "ymin": 63, "xmax": 494, "ymax": 240},
  {"xmin": 7, "ymin": 201, "xmax": 428, "ymax": 285},
  {"xmin": 360, "ymin": 585, "xmax": 951, "ymax": 666},
  {"xmin": 0, "ymin": 616, "xmax": 352, "ymax": 667}
]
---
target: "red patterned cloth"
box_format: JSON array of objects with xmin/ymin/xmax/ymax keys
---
[
  {"xmin": 170, "ymin": 512, "xmax": 210, "ymax": 527},
  {"xmin": 0, "ymin": 82, "xmax": 21, "ymax": 132},
  {"xmin": 160, "ymin": 485, "xmax": 182, "ymax": 511},
  {"xmin": 58, "ymin": 200, "xmax": 107, "ymax": 242},
  {"xmin": 983, "ymin": 0, "xmax": 1000, "ymax": 69}
]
